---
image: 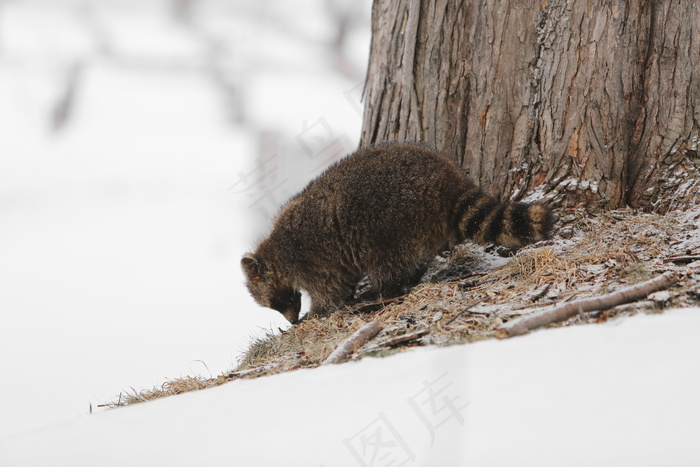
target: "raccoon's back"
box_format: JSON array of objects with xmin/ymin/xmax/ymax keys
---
[{"xmin": 298, "ymin": 143, "xmax": 465, "ymax": 256}]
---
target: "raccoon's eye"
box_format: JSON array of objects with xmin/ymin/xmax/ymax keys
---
[{"xmin": 269, "ymin": 288, "xmax": 299, "ymax": 312}]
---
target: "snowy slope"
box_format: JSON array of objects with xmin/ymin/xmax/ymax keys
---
[{"xmin": 2, "ymin": 308, "xmax": 698, "ymax": 467}]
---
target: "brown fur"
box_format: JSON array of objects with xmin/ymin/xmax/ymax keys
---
[{"xmin": 242, "ymin": 143, "xmax": 553, "ymax": 323}]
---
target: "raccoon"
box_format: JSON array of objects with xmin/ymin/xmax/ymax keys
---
[{"xmin": 241, "ymin": 143, "xmax": 552, "ymax": 323}]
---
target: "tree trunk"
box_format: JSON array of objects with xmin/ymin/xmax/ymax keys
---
[{"xmin": 360, "ymin": 0, "xmax": 700, "ymax": 212}]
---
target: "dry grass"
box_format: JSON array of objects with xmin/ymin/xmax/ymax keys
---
[
  {"xmin": 103, "ymin": 207, "xmax": 700, "ymax": 408},
  {"xmin": 480, "ymin": 246, "xmax": 577, "ymax": 288},
  {"xmin": 235, "ymin": 311, "xmax": 367, "ymax": 372},
  {"xmin": 101, "ymin": 375, "xmax": 230, "ymax": 408}
]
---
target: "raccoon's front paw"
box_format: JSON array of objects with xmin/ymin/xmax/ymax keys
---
[{"xmin": 308, "ymin": 302, "xmax": 337, "ymax": 319}]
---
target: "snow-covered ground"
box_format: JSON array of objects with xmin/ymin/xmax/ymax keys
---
[
  {"xmin": 2, "ymin": 307, "xmax": 699, "ymax": 466},
  {"xmin": 0, "ymin": 0, "xmax": 369, "ymax": 438}
]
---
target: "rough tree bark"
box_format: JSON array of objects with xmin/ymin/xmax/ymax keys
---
[{"xmin": 360, "ymin": 0, "xmax": 700, "ymax": 212}]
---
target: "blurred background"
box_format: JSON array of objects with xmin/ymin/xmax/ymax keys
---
[{"xmin": 0, "ymin": 0, "xmax": 371, "ymax": 437}]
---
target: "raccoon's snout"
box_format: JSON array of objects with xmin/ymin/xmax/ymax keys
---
[
  {"xmin": 281, "ymin": 308, "xmax": 300, "ymax": 324},
  {"xmin": 275, "ymin": 290, "xmax": 301, "ymax": 324}
]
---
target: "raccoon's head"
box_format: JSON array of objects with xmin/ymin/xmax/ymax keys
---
[{"xmin": 241, "ymin": 253, "xmax": 302, "ymax": 324}]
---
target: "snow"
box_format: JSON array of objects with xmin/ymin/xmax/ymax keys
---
[
  {"xmin": 0, "ymin": 64, "xmax": 259, "ymax": 436},
  {"xmin": 1, "ymin": 307, "xmax": 699, "ymax": 466},
  {"xmin": 0, "ymin": 0, "xmax": 369, "ymax": 438},
  {"xmin": 648, "ymin": 291, "xmax": 672, "ymax": 302}
]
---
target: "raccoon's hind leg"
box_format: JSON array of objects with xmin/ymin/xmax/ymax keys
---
[{"xmin": 368, "ymin": 261, "xmax": 428, "ymax": 302}]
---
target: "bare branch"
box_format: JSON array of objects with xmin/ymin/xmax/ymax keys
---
[
  {"xmin": 665, "ymin": 255, "xmax": 700, "ymax": 264},
  {"xmin": 526, "ymin": 282, "xmax": 552, "ymax": 303},
  {"xmin": 368, "ymin": 329, "xmax": 429, "ymax": 350},
  {"xmin": 496, "ymin": 272, "xmax": 679, "ymax": 338},
  {"xmin": 323, "ymin": 321, "xmax": 383, "ymax": 364},
  {"xmin": 444, "ymin": 298, "xmax": 486, "ymax": 326}
]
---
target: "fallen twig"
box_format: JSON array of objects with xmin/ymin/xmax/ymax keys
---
[
  {"xmin": 444, "ymin": 298, "xmax": 486, "ymax": 326},
  {"xmin": 370, "ymin": 329, "xmax": 429, "ymax": 350},
  {"xmin": 323, "ymin": 321, "xmax": 383, "ymax": 364},
  {"xmin": 496, "ymin": 271, "xmax": 679, "ymax": 338},
  {"xmin": 665, "ymin": 255, "xmax": 700, "ymax": 264},
  {"xmin": 526, "ymin": 282, "xmax": 552, "ymax": 302},
  {"xmin": 228, "ymin": 365, "xmax": 273, "ymax": 379},
  {"xmin": 608, "ymin": 300, "xmax": 655, "ymax": 313},
  {"xmin": 351, "ymin": 295, "xmax": 407, "ymax": 313}
]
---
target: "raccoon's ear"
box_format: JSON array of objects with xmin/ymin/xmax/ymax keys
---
[{"xmin": 241, "ymin": 254, "xmax": 264, "ymax": 281}]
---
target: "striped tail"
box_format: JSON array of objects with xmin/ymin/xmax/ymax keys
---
[{"xmin": 453, "ymin": 185, "xmax": 553, "ymax": 248}]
